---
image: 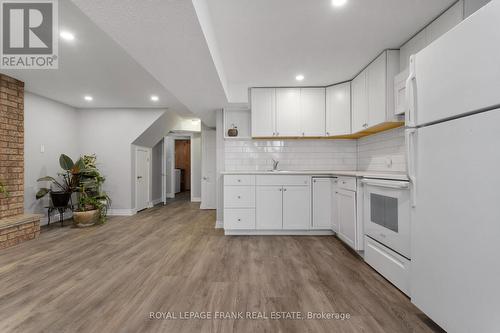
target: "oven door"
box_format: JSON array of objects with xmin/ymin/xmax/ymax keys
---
[{"xmin": 362, "ymin": 178, "xmax": 411, "ymax": 259}]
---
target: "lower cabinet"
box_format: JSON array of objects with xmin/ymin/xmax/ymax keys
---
[
  {"xmin": 256, "ymin": 185, "xmax": 311, "ymax": 230},
  {"xmin": 312, "ymin": 178, "xmax": 334, "ymax": 229},
  {"xmin": 224, "ymin": 209, "xmax": 256, "ymax": 230},
  {"xmin": 256, "ymin": 186, "xmax": 283, "ymax": 229},
  {"xmin": 336, "ymin": 188, "xmax": 357, "ymax": 249},
  {"xmin": 282, "ymin": 186, "xmax": 310, "ymax": 229}
]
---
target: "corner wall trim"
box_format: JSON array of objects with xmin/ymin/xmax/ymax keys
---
[{"xmin": 215, "ymin": 220, "xmax": 224, "ymax": 229}]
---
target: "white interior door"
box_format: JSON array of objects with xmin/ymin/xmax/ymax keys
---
[
  {"xmin": 201, "ymin": 128, "xmax": 216, "ymax": 209},
  {"xmin": 161, "ymin": 138, "xmax": 166, "ymax": 204},
  {"xmin": 136, "ymin": 147, "xmax": 150, "ymax": 211}
]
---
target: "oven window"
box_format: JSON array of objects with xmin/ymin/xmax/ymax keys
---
[{"xmin": 370, "ymin": 193, "xmax": 398, "ymax": 233}]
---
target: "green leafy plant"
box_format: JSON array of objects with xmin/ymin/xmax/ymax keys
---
[
  {"xmin": 35, "ymin": 154, "xmax": 85, "ymax": 200},
  {"xmin": 75, "ymin": 155, "xmax": 111, "ymax": 224}
]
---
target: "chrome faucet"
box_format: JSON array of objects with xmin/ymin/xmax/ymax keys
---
[{"xmin": 272, "ymin": 159, "xmax": 279, "ymax": 171}]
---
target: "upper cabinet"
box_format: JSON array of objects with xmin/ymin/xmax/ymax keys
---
[
  {"xmin": 300, "ymin": 88, "xmax": 326, "ymax": 137},
  {"xmin": 252, "ymin": 87, "xmax": 325, "ymax": 138},
  {"xmin": 251, "ymin": 88, "xmax": 276, "ymax": 137},
  {"xmin": 326, "ymin": 82, "xmax": 351, "ymax": 136},
  {"xmin": 352, "ymin": 50, "xmax": 400, "ymax": 133},
  {"xmin": 351, "ymin": 69, "xmax": 368, "ymax": 133},
  {"xmin": 276, "ymin": 88, "xmax": 301, "ymax": 137}
]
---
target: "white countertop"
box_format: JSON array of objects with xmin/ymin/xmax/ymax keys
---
[{"xmin": 221, "ymin": 170, "xmax": 409, "ymax": 181}]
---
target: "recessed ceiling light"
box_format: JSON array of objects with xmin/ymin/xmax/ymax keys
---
[
  {"xmin": 295, "ymin": 74, "xmax": 305, "ymax": 81},
  {"xmin": 150, "ymin": 95, "xmax": 159, "ymax": 102},
  {"xmin": 60, "ymin": 31, "xmax": 75, "ymax": 41},
  {"xmin": 84, "ymin": 95, "xmax": 93, "ymax": 101},
  {"xmin": 332, "ymin": 0, "xmax": 347, "ymax": 7}
]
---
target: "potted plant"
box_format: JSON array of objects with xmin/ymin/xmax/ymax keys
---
[
  {"xmin": 36, "ymin": 154, "xmax": 84, "ymax": 207},
  {"xmin": 73, "ymin": 155, "xmax": 111, "ymax": 226}
]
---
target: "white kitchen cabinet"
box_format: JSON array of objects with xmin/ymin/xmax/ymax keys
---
[
  {"xmin": 352, "ymin": 50, "xmax": 400, "ymax": 134},
  {"xmin": 336, "ymin": 188, "xmax": 357, "ymax": 249},
  {"xmin": 256, "ymin": 186, "xmax": 283, "ymax": 229},
  {"xmin": 251, "ymin": 88, "xmax": 276, "ymax": 137},
  {"xmin": 351, "ymin": 69, "xmax": 368, "ymax": 133},
  {"xmin": 367, "ymin": 52, "xmax": 387, "ymax": 127},
  {"xmin": 312, "ymin": 178, "xmax": 333, "ymax": 229},
  {"xmin": 331, "ymin": 179, "xmax": 339, "ymax": 232},
  {"xmin": 282, "ymin": 186, "xmax": 311, "ymax": 229},
  {"xmin": 300, "ymin": 88, "xmax": 326, "ymax": 137},
  {"xmin": 326, "ymin": 82, "xmax": 351, "ymax": 136},
  {"xmin": 276, "ymin": 88, "xmax": 301, "ymax": 137}
]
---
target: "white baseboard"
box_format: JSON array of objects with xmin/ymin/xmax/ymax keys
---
[
  {"xmin": 215, "ymin": 220, "xmax": 224, "ymax": 229},
  {"xmin": 191, "ymin": 197, "xmax": 201, "ymax": 203},
  {"xmin": 224, "ymin": 230, "xmax": 335, "ymax": 236},
  {"xmin": 107, "ymin": 209, "xmax": 136, "ymax": 216},
  {"xmin": 166, "ymin": 193, "xmax": 175, "ymax": 198},
  {"xmin": 152, "ymin": 198, "xmax": 163, "ymax": 206},
  {"xmin": 39, "ymin": 211, "xmax": 73, "ymax": 226}
]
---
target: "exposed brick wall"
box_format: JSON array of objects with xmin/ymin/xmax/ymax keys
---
[
  {"xmin": 0, "ymin": 219, "xmax": 40, "ymax": 250},
  {"xmin": 0, "ymin": 74, "xmax": 24, "ymax": 219}
]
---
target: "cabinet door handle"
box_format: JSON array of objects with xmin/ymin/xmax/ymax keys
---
[
  {"xmin": 237, "ymin": 196, "xmax": 241, "ymax": 199},
  {"xmin": 279, "ymin": 188, "xmax": 282, "ymax": 191},
  {"xmin": 283, "ymin": 188, "xmax": 287, "ymax": 192},
  {"xmin": 237, "ymin": 218, "xmax": 241, "ymax": 222},
  {"xmin": 363, "ymin": 123, "xmax": 368, "ymax": 128},
  {"xmin": 276, "ymin": 132, "xmax": 279, "ymax": 136},
  {"xmin": 326, "ymin": 132, "xmax": 330, "ymax": 136},
  {"xmin": 237, "ymin": 179, "xmax": 241, "ymax": 182}
]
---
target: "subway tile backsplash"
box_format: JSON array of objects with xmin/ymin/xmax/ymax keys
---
[
  {"xmin": 224, "ymin": 139, "xmax": 358, "ymax": 171},
  {"xmin": 224, "ymin": 127, "xmax": 406, "ymax": 172},
  {"xmin": 357, "ymin": 127, "xmax": 406, "ymax": 172}
]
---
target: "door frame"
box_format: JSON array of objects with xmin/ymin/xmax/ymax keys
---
[
  {"xmin": 135, "ymin": 146, "xmax": 152, "ymax": 211},
  {"xmin": 164, "ymin": 132, "xmax": 200, "ymax": 203},
  {"xmin": 200, "ymin": 127, "xmax": 216, "ymax": 209}
]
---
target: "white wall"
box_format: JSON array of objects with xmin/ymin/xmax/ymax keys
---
[
  {"xmin": 77, "ymin": 108, "xmax": 164, "ymax": 213},
  {"xmin": 24, "ymin": 92, "xmax": 80, "ymax": 221},
  {"xmin": 151, "ymin": 140, "xmax": 163, "ymax": 204},
  {"xmin": 190, "ymin": 133, "xmax": 202, "ymax": 201}
]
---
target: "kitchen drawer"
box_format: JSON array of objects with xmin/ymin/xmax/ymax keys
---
[
  {"xmin": 256, "ymin": 175, "xmax": 310, "ymax": 186},
  {"xmin": 224, "ymin": 186, "xmax": 255, "ymax": 208},
  {"xmin": 224, "ymin": 209, "xmax": 256, "ymax": 230},
  {"xmin": 337, "ymin": 177, "xmax": 357, "ymax": 191},
  {"xmin": 224, "ymin": 175, "xmax": 256, "ymax": 186},
  {"xmin": 364, "ymin": 236, "xmax": 411, "ymax": 296}
]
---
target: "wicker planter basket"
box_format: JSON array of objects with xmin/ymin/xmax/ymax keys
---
[{"xmin": 73, "ymin": 210, "xmax": 99, "ymax": 227}]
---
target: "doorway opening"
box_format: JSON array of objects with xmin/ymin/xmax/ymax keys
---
[{"xmin": 174, "ymin": 138, "xmax": 191, "ymax": 200}]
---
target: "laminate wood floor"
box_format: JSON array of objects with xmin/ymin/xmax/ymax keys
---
[{"xmin": 0, "ymin": 198, "xmax": 443, "ymax": 333}]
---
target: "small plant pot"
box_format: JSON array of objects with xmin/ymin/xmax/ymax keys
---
[
  {"xmin": 50, "ymin": 191, "xmax": 71, "ymax": 207},
  {"xmin": 73, "ymin": 210, "xmax": 99, "ymax": 227}
]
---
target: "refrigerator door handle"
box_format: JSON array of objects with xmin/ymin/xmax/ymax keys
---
[
  {"xmin": 406, "ymin": 128, "xmax": 417, "ymax": 207},
  {"xmin": 405, "ymin": 55, "xmax": 417, "ymax": 127}
]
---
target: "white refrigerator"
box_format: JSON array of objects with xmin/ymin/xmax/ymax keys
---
[{"xmin": 406, "ymin": 1, "xmax": 500, "ymax": 332}]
